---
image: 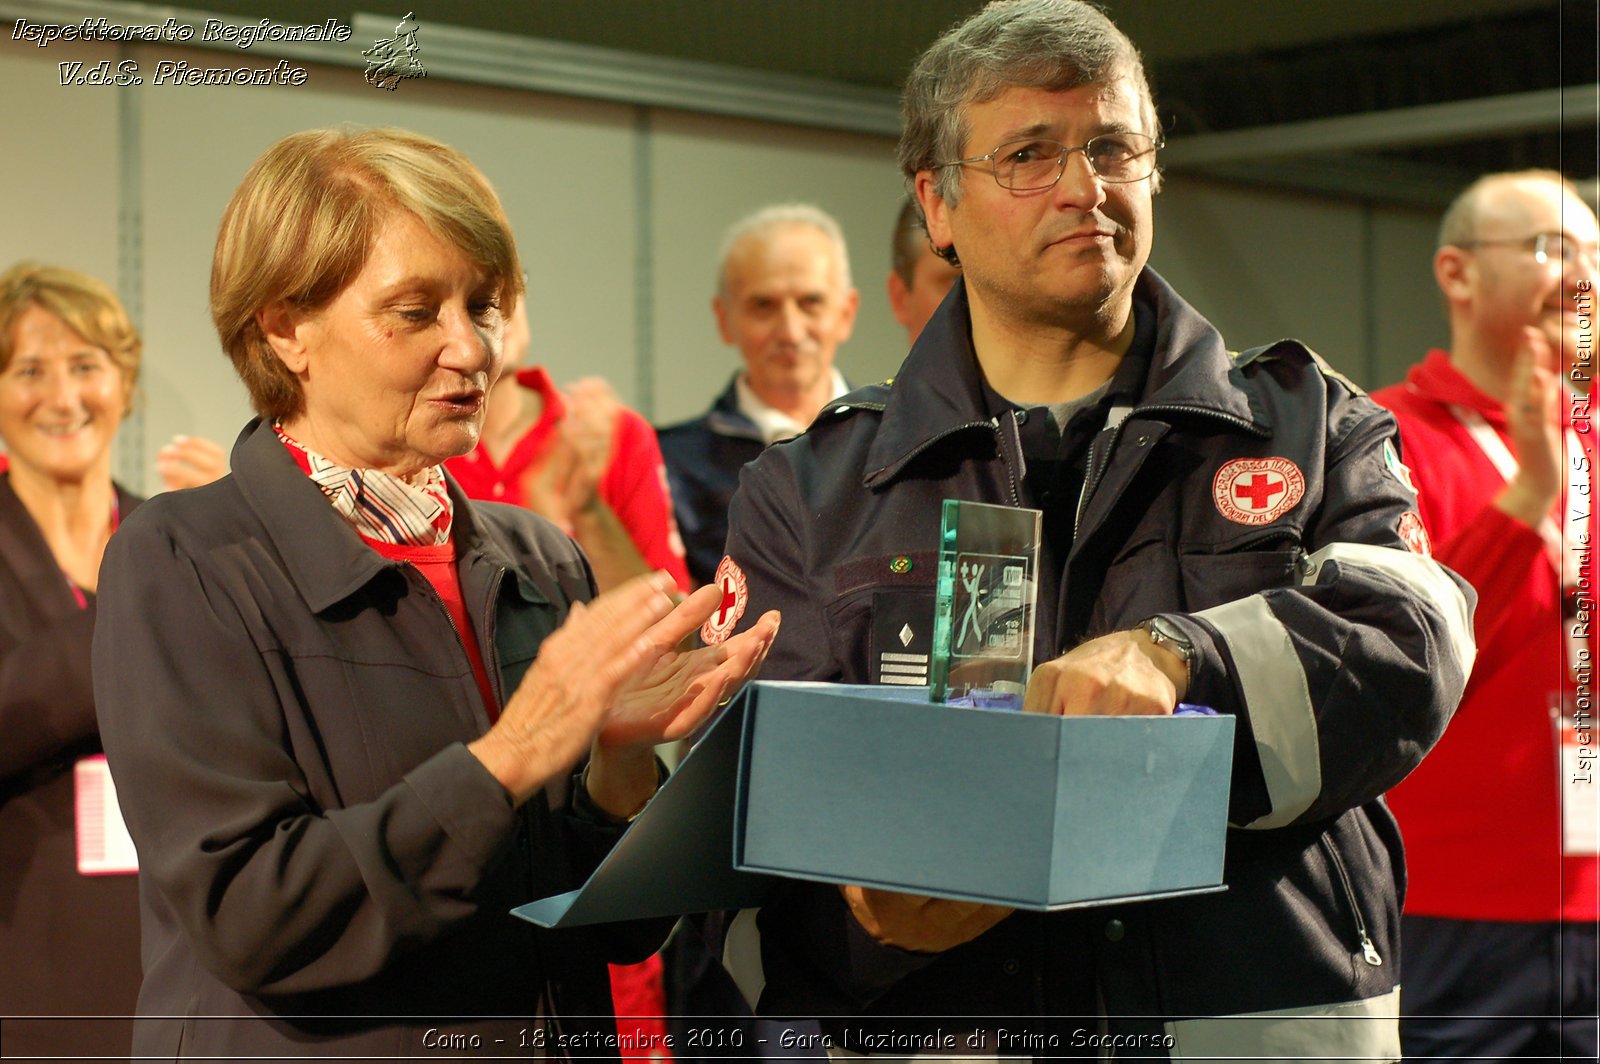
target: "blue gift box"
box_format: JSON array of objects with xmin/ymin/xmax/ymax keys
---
[
  {"xmin": 736, "ymin": 682, "xmax": 1233, "ymax": 907},
  {"xmin": 514, "ymin": 680, "xmax": 1232, "ymax": 928}
]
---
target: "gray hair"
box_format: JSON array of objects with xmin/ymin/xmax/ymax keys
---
[
  {"xmin": 899, "ymin": 0, "xmax": 1160, "ymax": 209},
  {"xmin": 1438, "ymin": 169, "xmax": 1581, "ymax": 248},
  {"xmin": 716, "ymin": 202, "xmax": 853, "ymax": 296}
]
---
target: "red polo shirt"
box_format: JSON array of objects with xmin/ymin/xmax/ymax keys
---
[{"xmin": 447, "ymin": 367, "xmax": 689, "ymax": 591}]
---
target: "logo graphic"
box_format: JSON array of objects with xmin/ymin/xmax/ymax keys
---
[
  {"xmin": 1397, "ymin": 511, "xmax": 1432, "ymax": 556},
  {"xmin": 1213, "ymin": 457, "xmax": 1306, "ymax": 526},
  {"xmin": 950, "ymin": 554, "xmax": 1027, "ymax": 658},
  {"xmin": 700, "ymin": 556, "xmax": 748, "ymax": 646},
  {"xmin": 363, "ymin": 12, "xmax": 424, "ymax": 91}
]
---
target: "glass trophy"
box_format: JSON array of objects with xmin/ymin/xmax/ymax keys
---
[{"xmin": 929, "ymin": 499, "xmax": 1042, "ymax": 710}]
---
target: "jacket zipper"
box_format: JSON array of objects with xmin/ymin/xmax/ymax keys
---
[
  {"xmin": 1074, "ymin": 403, "xmax": 1266, "ymax": 543},
  {"xmin": 477, "ymin": 565, "xmax": 508, "ymax": 708},
  {"xmin": 993, "ymin": 415, "xmax": 1024, "ymax": 506},
  {"xmin": 401, "ymin": 561, "xmax": 506, "ymax": 724},
  {"xmin": 1319, "ymin": 835, "xmax": 1383, "ymax": 967}
]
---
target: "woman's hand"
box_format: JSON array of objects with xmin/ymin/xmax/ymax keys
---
[
  {"xmin": 156, "ymin": 435, "xmax": 229, "ymax": 492},
  {"xmin": 585, "ymin": 585, "xmax": 780, "ymax": 818},
  {"xmin": 519, "ymin": 433, "xmax": 594, "ymax": 535},
  {"xmin": 516, "ymin": 379, "xmax": 622, "ymax": 535},
  {"xmin": 467, "ymin": 571, "xmax": 680, "ymax": 805}
]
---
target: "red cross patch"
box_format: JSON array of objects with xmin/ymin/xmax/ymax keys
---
[
  {"xmin": 1397, "ymin": 511, "xmax": 1432, "ymax": 556},
  {"xmin": 700, "ymin": 556, "xmax": 749, "ymax": 646},
  {"xmin": 1213, "ymin": 457, "xmax": 1306, "ymax": 526}
]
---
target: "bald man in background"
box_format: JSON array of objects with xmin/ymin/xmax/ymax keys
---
[
  {"xmin": 1373, "ymin": 169, "xmax": 1599, "ymax": 1060},
  {"xmin": 658, "ymin": 204, "xmax": 858, "ymax": 589}
]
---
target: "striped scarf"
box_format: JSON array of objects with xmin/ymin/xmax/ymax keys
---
[{"xmin": 275, "ymin": 425, "xmax": 453, "ymax": 546}]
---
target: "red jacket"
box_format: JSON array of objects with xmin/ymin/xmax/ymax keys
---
[{"xmin": 1374, "ymin": 350, "xmax": 1598, "ymax": 921}]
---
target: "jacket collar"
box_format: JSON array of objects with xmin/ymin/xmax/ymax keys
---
[
  {"xmin": 704, "ymin": 372, "xmax": 764, "ymax": 441},
  {"xmin": 230, "ymin": 418, "xmax": 540, "ymax": 614},
  {"xmin": 865, "ymin": 267, "xmax": 1269, "ymax": 484},
  {"xmin": 515, "ymin": 364, "xmax": 566, "ymax": 430},
  {"xmin": 1403, "ymin": 349, "xmax": 1515, "ymax": 427}
]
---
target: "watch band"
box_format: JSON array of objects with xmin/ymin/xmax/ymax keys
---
[{"xmin": 1140, "ymin": 615, "xmax": 1194, "ymax": 694}]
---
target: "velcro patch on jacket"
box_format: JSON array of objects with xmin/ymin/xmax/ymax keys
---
[
  {"xmin": 1383, "ymin": 439, "xmax": 1418, "ymax": 495},
  {"xmin": 1213, "ymin": 457, "xmax": 1306, "ymax": 526},
  {"xmin": 701, "ymin": 556, "xmax": 748, "ymax": 645},
  {"xmin": 871, "ymin": 590, "xmax": 934, "ymax": 687}
]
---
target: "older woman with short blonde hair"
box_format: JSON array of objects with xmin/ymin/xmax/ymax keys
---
[{"xmin": 94, "ymin": 127, "xmax": 778, "ymax": 1060}]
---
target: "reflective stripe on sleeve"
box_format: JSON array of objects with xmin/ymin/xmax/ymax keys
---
[
  {"xmin": 1195, "ymin": 596, "xmax": 1320, "ymax": 830},
  {"xmin": 1164, "ymin": 987, "xmax": 1401, "ymax": 1061},
  {"xmin": 1199, "ymin": 540, "xmax": 1475, "ymax": 831},
  {"xmin": 1300, "ymin": 542, "xmax": 1477, "ymax": 679}
]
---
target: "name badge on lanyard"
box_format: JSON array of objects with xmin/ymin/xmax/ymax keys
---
[
  {"xmin": 1452, "ymin": 404, "xmax": 1598, "ymax": 855},
  {"xmin": 74, "ymin": 754, "xmax": 139, "ymax": 875},
  {"xmin": 1551, "ymin": 693, "xmax": 1599, "ymax": 855}
]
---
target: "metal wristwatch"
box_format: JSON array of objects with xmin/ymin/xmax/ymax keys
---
[{"xmin": 1139, "ymin": 615, "xmax": 1194, "ymax": 693}]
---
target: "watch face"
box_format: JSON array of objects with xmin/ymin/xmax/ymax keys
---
[{"xmin": 1149, "ymin": 618, "xmax": 1193, "ymax": 659}]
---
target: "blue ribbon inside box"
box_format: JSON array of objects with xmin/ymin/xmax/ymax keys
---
[
  {"xmin": 512, "ymin": 681, "xmax": 1232, "ymax": 930},
  {"xmin": 736, "ymin": 683, "xmax": 1234, "ymax": 909}
]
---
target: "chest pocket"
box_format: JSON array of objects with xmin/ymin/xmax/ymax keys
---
[
  {"xmin": 1178, "ymin": 536, "xmax": 1303, "ymax": 612},
  {"xmin": 494, "ymin": 586, "xmax": 563, "ymax": 695},
  {"xmin": 824, "ymin": 551, "xmax": 939, "ymax": 685}
]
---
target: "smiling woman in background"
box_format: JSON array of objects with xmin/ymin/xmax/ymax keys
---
[{"xmin": 0, "ymin": 263, "xmax": 143, "ymax": 1058}]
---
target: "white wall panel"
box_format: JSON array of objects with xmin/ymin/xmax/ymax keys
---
[
  {"xmin": 130, "ymin": 45, "xmax": 639, "ymax": 491},
  {"xmin": 1152, "ymin": 178, "xmax": 1441, "ymax": 390},
  {"xmin": 1370, "ymin": 208, "xmax": 1449, "ymax": 389},
  {"xmin": 1152, "ymin": 178, "xmax": 1368, "ymax": 379},
  {"xmin": 0, "ymin": 39, "xmax": 121, "ymax": 279}
]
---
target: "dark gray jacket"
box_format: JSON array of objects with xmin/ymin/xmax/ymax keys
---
[
  {"xmin": 94, "ymin": 419, "xmax": 645, "ymax": 1060},
  {"xmin": 0, "ymin": 476, "xmax": 142, "ymax": 1057}
]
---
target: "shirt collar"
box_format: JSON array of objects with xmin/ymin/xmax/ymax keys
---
[
  {"xmin": 977, "ymin": 296, "xmax": 1155, "ymax": 422},
  {"xmin": 734, "ymin": 368, "xmax": 850, "ymax": 445},
  {"xmin": 274, "ymin": 424, "xmax": 454, "ymax": 546}
]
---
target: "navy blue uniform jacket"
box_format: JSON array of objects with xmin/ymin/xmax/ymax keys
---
[{"xmin": 715, "ymin": 271, "xmax": 1474, "ymax": 1058}]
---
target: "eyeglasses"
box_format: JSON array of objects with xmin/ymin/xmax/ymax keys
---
[
  {"xmin": 936, "ymin": 133, "xmax": 1163, "ymax": 191},
  {"xmin": 1456, "ymin": 232, "xmax": 1600, "ymax": 268}
]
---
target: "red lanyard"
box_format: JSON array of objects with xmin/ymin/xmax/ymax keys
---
[{"xmin": 62, "ymin": 494, "xmax": 119, "ymax": 610}]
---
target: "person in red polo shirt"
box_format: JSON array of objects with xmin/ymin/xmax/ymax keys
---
[
  {"xmin": 1373, "ymin": 169, "xmax": 1599, "ymax": 1060},
  {"xmin": 448, "ymin": 295, "xmax": 688, "ymax": 596}
]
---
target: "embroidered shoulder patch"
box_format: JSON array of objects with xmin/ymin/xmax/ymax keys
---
[
  {"xmin": 1213, "ymin": 457, "xmax": 1306, "ymax": 526},
  {"xmin": 1397, "ymin": 511, "xmax": 1432, "ymax": 556},
  {"xmin": 700, "ymin": 556, "xmax": 749, "ymax": 645}
]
